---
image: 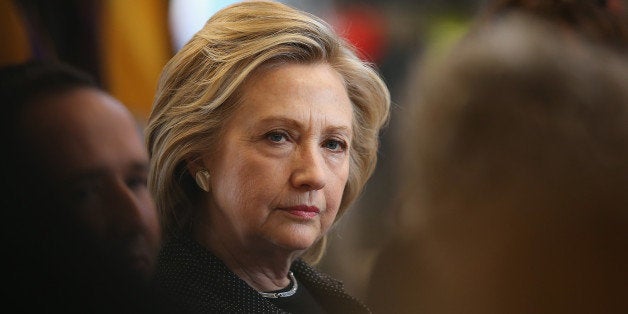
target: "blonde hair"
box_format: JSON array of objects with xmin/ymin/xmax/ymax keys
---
[{"xmin": 146, "ymin": 0, "xmax": 390, "ymax": 263}]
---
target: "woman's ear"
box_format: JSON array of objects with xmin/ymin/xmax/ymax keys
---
[
  {"xmin": 185, "ymin": 156, "xmax": 206, "ymax": 177},
  {"xmin": 186, "ymin": 157, "xmax": 211, "ymax": 192}
]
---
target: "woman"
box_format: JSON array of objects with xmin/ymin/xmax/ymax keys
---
[{"xmin": 145, "ymin": 1, "xmax": 390, "ymax": 313}]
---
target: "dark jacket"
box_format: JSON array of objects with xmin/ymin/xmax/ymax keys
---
[{"xmin": 155, "ymin": 232, "xmax": 370, "ymax": 313}]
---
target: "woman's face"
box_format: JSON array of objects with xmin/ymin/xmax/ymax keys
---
[{"xmin": 203, "ymin": 62, "xmax": 353, "ymax": 256}]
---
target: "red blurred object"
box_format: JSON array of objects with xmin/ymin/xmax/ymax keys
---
[
  {"xmin": 607, "ymin": 0, "xmax": 624, "ymax": 15},
  {"xmin": 332, "ymin": 4, "xmax": 388, "ymax": 63}
]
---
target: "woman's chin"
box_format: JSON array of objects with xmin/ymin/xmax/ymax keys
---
[{"xmin": 266, "ymin": 228, "xmax": 321, "ymax": 253}]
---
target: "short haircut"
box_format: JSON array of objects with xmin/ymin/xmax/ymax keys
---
[{"xmin": 146, "ymin": 0, "xmax": 390, "ymax": 262}]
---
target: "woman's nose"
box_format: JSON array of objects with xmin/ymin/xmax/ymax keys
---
[{"xmin": 290, "ymin": 145, "xmax": 326, "ymax": 191}]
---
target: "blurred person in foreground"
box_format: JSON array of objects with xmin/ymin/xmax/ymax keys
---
[
  {"xmin": 145, "ymin": 0, "xmax": 390, "ymax": 313},
  {"xmin": 367, "ymin": 12, "xmax": 628, "ymax": 314},
  {"xmin": 476, "ymin": 0, "xmax": 628, "ymax": 52},
  {"xmin": 1, "ymin": 60, "xmax": 167, "ymax": 313}
]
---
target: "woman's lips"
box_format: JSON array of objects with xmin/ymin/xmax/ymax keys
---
[{"xmin": 282, "ymin": 205, "xmax": 320, "ymax": 218}]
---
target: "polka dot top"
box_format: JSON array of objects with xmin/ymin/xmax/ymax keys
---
[{"xmin": 154, "ymin": 232, "xmax": 371, "ymax": 313}]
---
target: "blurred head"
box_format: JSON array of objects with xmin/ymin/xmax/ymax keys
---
[
  {"xmin": 146, "ymin": 0, "xmax": 389, "ymax": 263},
  {"xmin": 2, "ymin": 61, "xmax": 161, "ymax": 278},
  {"xmin": 477, "ymin": 0, "xmax": 628, "ymax": 52},
  {"xmin": 397, "ymin": 14, "xmax": 628, "ymax": 314}
]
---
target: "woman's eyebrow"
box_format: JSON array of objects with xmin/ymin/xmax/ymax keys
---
[
  {"xmin": 253, "ymin": 116, "xmax": 302, "ymax": 129},
  {"xmin": 325, "ymin": 126, "xmax": 351, "ymax": 136},
  {"xmin": 252, "ymin": 116, "xmax": 352, "ymax": 132}
]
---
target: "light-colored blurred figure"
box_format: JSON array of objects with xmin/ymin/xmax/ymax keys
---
[{"xmin": 367, "ymin": 12, "xmax": 628, "ymax": 314}]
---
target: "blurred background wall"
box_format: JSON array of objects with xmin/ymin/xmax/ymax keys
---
[{"xmin": 4, "ymin": 0, "xmax": 624, "ymax": 301}]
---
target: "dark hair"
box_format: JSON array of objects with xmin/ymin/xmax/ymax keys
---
[{"xmin": 0, "ymin": 60, "xmax": 97, "ymax": 112}]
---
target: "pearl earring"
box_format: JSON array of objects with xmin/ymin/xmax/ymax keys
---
[{"xmin": 195, "ymin": 169, "xmax": 211, "ymax": 192}]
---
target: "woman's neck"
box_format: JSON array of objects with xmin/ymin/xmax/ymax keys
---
[{"xmin": 193, "ymin": 219, "xmax": 302, "ymax": 292}]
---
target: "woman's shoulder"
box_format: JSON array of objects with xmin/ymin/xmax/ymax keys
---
[
  {"xmin": 155, "ymin": 232, "xmax": 287, "ymax": 313},
  {"xmin": 292, "ymin": 259, "xmax": 371, "ymax": 314},
  {"xmin": 292, "ymin": 259, "xmax": 345, "ymax": 289}
]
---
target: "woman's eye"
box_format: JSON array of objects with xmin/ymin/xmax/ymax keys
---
[
  {"xmin": 324, "ymin": 139, "xmax": 346, "ymax": 151},
  {"xmin": 266, "ymin": 131, "xmax": 288, "ymax": 143}
]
